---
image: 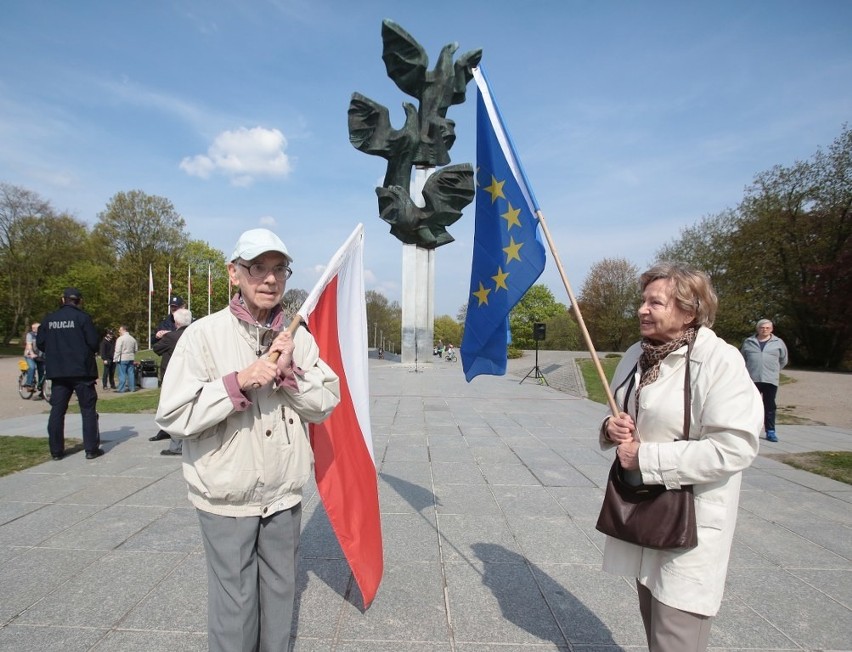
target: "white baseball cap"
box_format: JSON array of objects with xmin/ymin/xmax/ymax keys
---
[{"xmin": 230, "ymin": 228, "xmax": 293, "ymax": 264}]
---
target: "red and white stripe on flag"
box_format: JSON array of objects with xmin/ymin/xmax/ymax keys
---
[{"xmin": 298, "ymin": 223, "xmax": 383, "ymax": 608}]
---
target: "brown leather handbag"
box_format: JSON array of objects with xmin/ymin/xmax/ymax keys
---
[{"xmin": 595, "ymin": 342, "xmax": 698, "ymax": 550}]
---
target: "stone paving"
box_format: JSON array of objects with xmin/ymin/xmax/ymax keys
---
[{"xmin": 0, "ymin": 355, "xmax": 850, "ymax": 651}]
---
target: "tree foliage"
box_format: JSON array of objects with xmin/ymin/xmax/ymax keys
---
[
  {"xmin": 434, "ymin": 314, "xmax": 462, "ymax": 348},
  {"xmin": 92, "ymin": 190, "xmax": 192, "ymax": 336},
  {"xmin": 541, "ymin": 310, "xmax": 581, "ymax": 350},
  {"xmin": 366, "ymin": 290, "xmax": 401, "ymax": 352},
  {"xmin": 577, "ymin": 257, "xmax": 640, "ymax": 351},
  {"xmin": 508, "ymin": 284, "xmax": 567, "ymax": 349},
  {"xmin": 657, "ymin": 124, "xmax": 851, "ymax": 367},
  {"xmin": 0, "ymin": 184, "xmax": 92, "ymax": 340}
]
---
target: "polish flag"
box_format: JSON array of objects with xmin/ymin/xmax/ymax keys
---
[{"xmin": 298, "ymin": 223, "xmax": 383, "ymax": 608}]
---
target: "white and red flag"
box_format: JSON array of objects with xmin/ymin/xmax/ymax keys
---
[{"xmin": 298, "ymin": 223, "xmax": 383, "ymax": 608}]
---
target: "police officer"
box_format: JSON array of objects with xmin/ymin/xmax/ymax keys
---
[
  {"xmin": 36, "ymin": 287, "xmax": 102, "ymax": 460},
  {"xmin": 154, "ymin": 295, "xmax": 185, "ymax": 343}
]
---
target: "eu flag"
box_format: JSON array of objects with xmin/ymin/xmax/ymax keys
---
[{"xmin": 461, "ymin": 67, "xmax": 546, "ymax": 382}]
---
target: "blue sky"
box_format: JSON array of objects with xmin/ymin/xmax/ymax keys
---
[{"xmin": 2, "ymin": 1, "xmax": 850, "ymax": 317}]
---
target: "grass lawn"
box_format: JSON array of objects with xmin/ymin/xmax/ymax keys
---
[
  {"xmin": 0, "ymin": 436, "xmax": 83, "ymax": 477},
  {"xmin": 69, "ymin": 388, "xmax": 161, "ymax": 414},
  {"xmin": 576, "ymin": 355, "xmax": 622, "ymax": 405},
  {"xmin": 0, "ymin": 384, "xmax": 160, "ymax": 476},
  {"xmin": 764, "ymin": 451, "xmax": 852, "ymax": 484}
]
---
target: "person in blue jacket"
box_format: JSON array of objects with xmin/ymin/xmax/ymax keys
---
[
  {"xmin": 36, "ymin": 287, "xmax": 102, "ymax": 460},
  {"xmin": 741, "ymin": 319, "xmax": 789, "ymax": 442}
]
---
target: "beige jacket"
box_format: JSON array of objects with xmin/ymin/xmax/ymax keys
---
[
  {"xmin": 599, "ymin": 327, "xmax": 762, "ymax": 616},
  {"xmin": 155, "ymin": 307, "xmax": 340, "ymax": 517}
]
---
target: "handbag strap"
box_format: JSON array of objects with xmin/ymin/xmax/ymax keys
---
[{"xmin": 620, "ymin": 338, "xmax": 694, "ymax": 441}]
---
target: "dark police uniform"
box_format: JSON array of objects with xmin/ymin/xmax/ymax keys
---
[{"xmin": 36, "ymin": 289, "xmax": 100, "ymax": 458}]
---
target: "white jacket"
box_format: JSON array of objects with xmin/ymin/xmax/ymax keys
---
[
  {"xmin": 599, "ymin": 327, "xmax": 762, "ymax": 616},
  {"xmin": 155, "ymin": 307, "xmax": 340, "ymax": 517},
  {"xmin": 113, "ymin": 332, "xmax": 138, "ymax": 362}
]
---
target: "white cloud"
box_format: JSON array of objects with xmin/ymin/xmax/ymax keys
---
[{"xmin": 180, "ymin": 126, "xmax": 292, "ymax": 186}]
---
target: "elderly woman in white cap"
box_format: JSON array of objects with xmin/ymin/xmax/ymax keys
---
[{"xmin": 156, "ymin": 228, "xmax": 340, "ymax": 652}]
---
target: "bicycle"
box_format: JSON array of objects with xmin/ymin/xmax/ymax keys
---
[{"xmin": 18, "ymin": 359, "xmax": 51, "ymax": 400}]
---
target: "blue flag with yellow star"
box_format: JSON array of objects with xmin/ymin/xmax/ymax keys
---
[{"xmin": 461, "ymin": 66, "xmax": 546, "ymax": 382}]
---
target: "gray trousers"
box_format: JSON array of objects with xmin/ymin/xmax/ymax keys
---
[
  {"xmin": 637, "ymin": 581, "xmax": 712, "ymax": 652},
  {"xmin": 197, "ymin": 503, "xmax": 302, "ymax": 652}
]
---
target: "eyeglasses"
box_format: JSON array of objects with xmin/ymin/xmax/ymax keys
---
[{"xmin": 237, "ymin": 262, "xmax": 292, "ymax": 280}]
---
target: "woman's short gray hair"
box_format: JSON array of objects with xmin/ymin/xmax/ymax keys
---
[
  {"xmin": 174, "ymin": 308, "xmax": 193, "ymax": 328},
  {"xmin": 640, "ymin": 261, "xmax": 718, "ymax": 328},
  {"xmin": 756, "ymin": 318, "xmax": 773, "ymax": 330}
]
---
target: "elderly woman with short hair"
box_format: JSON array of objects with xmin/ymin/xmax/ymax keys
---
[
  {"xmin": 600, "ymin": 262, "xmax": 762, "ymax": 651},
  {"xmin": 741, "ymin": 319, "xmax": 789, "ymax": 442}
]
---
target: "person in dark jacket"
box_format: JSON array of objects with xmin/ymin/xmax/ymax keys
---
[
  {"xmin": 99, "ymin": 329, "xmax": 117, "ymax": 390},
  {"xmin": 153, "ymin": 295, "xmax": 185, "ymax": 344},
  {"xmin": 150, "ymin": 307, "xmax": 192, "ymax": 454},
  {"xmin": 36, "ymin": 287, "xmax": 102, "ymax": 460}
]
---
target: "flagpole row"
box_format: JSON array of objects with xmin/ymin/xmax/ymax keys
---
[{"xmin": 534, "ymin": 210, "xmax": 619, "ymax": 417}]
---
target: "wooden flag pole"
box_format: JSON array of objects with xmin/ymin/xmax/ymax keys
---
[
  {"xmin": 268, "ymin": 315, "xmax": 304, "ymax": 363},
  {"xmin": 534, "ymin": 210, "xmax": 620, "ymax": 417}
]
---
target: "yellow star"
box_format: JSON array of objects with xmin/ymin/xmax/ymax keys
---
[
  {"xmin": 501, "ymin": 202, "xmax": 521, "ymax": 230},
  {"xmin": 483, "ymin": 176, "xmax": 505, "ymax": 204},
  {"xmin": 503, "ymin": 237, "xmax": 523, "ymax": 263},
  {"xmin": 472, "ymin": 281, "xmax": 491, "ymax": 306},
  {"xmin": 492, "ymin": 267, "xmax": 509, "ymax": 291}
]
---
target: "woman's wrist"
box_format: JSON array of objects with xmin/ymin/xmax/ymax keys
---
[{"xmin": 602, "ymin": 416, "xmax": 613, "ymax": 442}]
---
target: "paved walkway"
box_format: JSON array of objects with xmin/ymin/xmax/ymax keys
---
[{"xmin": 1, "ymin": 356, "xmax": 850, "ymax": 651}]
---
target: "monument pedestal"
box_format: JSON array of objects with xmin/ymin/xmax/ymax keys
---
[
  {"xmin": 401, "ymin": 244, "xmax": 434, "ymax": 364},
  {"xmin": 401, "ymin": 167, "xmax": 435, "ymax": 365}
]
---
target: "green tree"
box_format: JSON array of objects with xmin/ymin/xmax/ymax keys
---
[
  {"xmin": 180, "ymin": 240, "xmax": 229, "ymax": 319},
  {"xmin": 657, "ymin": 124, "xmax": 851, "ymax": 367},
  {"xmin": 508, "ymin": 284, "xmax": 567, "ymax": 349},
  {"xmin": 542, "ymin": 311, "xmax": 581, "ymax": 350},
  {"xmin": 0, "ymin": 183, "xmax": 92, "ymax": 341},
  {"xmin": 434, "ymin": 314, "xmax": 461, "ymax": 348},
  {"xmin": 736, "ymin": 126, "xmax": 852, "ymax": 366},
  {"xmin": 577, "ymin": 257, "xmax": 640, "ymax": 351},
  {"xmin": 366, "ymin": 290, "xmax": 401, "ymax": 352},
  {"xmin": 92, "ymin": 190, "xmax": 190, "ymax": 338}
]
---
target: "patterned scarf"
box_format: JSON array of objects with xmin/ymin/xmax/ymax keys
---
[{"xmin": 638, "ymin": 327, "xmax": 697, "ymax": 395}]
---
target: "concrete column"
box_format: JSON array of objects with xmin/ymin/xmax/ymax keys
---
[{"xmin": 400, "ymin": 167, "xmax": 435, "ymax": 364}]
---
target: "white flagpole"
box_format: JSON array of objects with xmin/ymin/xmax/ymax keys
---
[
  {"xmin": 187, "ymin": 266, "xmax": 192, "ymax": 310},
  {"xmin": 208, "ymin": 263, "xmax": 212, "ymax": 315},
  {"xmin": 167, "ymin": 264, "xmax": 172, "ymax": 310},
  {"xmin": 147, "ymin": 264, "xmax": 153, "ymax": 350}
]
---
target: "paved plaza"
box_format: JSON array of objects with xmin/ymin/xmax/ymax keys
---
[{"xmin": 0, "ymin": 355, "xmax": 850, "ymax": 651}]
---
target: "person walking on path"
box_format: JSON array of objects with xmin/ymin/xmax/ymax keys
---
[
  {"xmin": 23, "ymin": 321, "xmax": 46, "ymax": 398},
  {"xmin": 155, "ymin": 228, "xmax": 340, "ymax": 652},
  {"xmin": 113, "ymin": 325, "xmax": 139, "ymax": 393},
  {"xmin": 150, "ymin": 307, "xmax": 192, "ymax": 454},
  {"xmin": 36, "ymin": 288, "xmax": 103, "ymax": 460},
  {"xmin": 99, "ymin": 329, "xmax": 117, "ymax": 390},
  {"xmin": 741, "ymin": 319, "xmax": 788, "ymax": 442}
]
